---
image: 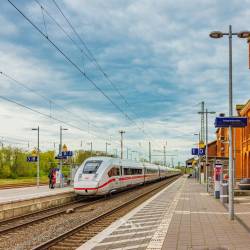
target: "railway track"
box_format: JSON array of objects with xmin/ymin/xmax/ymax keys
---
[
  {"xmin": 0, "ymin": 183, "xmax": 48, "ymax": 189},
  {"xmin": 0, "ymin": 196, "xmax": 102, "ymax": 235},
  {"xmin": 33, "ymin": 175, "xmax": 180, "ymax": 250}
]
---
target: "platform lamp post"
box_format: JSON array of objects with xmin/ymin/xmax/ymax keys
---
[
  {"xmin": 32, "ymin": 126, "xmax": 40, "ymax": 187},
  {"xmin": 210, "ymin": 26, "xmax": 250, "ymax": 220},
  {"xmin": 59, "ymin": 126, "xmax": 68, "ymax": 188},
  {"xmin": 198, "ymin": 110, "xmax": 216, "ymax": 192}
]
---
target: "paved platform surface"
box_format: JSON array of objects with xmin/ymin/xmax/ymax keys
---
[
  {"xmin": 78, "ymin": 176, "xmax": 250, "ymax": 250},
  {"xmin": 0, "ymin": 185, "xmax": 73, "ymax": 204}
]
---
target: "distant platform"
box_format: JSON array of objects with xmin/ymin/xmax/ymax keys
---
[
  {"xmin": 0, "ymin": 185, "xmax": 73, "ymax": 204},
  {"xmin": 78, "ymin": 176, "xmax": 250, "ymax": 250},
  {"xmin": 0, "ymin": 185, "xmax": 75, "ymax": 220}
]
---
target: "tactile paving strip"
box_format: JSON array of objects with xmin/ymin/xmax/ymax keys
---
[{"xmin": 78, "ymin": 177, "xmax": 186, "ymax": 250}]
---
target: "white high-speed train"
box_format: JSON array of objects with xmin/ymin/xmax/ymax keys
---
[{"xmin": 74, "ymin": 157, "xmax": 180, "ymax": 196}]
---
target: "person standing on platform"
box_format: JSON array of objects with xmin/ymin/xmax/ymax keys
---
[
  {"xmin": 48, "ymin": 168, "xmax": 53, "ymax": 189},
  {"xmin": 51, "ymin": 169, "xmax": 56, "ymax": 189}
]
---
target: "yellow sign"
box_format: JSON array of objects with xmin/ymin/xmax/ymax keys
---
[
  {"xmin": 192, "ymin": 160, "xmax": 197, "ymax": 166},
  {"xmin": 31, "ymin": 149, "xmax": 37, "ymax": 156},
  {"xmin": 62, "ymin": 144, "xmax": 68, "ymax": 152},
  {"xmin": 199, "ymin": 140, "xmax": 205, "ymax": 149}
]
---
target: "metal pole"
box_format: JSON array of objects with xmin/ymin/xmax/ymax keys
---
[
  {"xmin": 205, "ymin": 110, "xmax": 208, "ymax": 192},
  {"xmin": 228, "ymin": 24, "xmax": 234, "ymax": 220},
  {"xmin": 59, "ymin": 126, "xmax": 63, "ymax": 188},
  {"xmin": 127, "ymin": 148, "xmax": 129, "ymax": 159},
  {"xmin": 105, "ymin": 142, "xmax": 108, "ymax": 155},
  {"xmin": 233, "ymin": 128, "xmax": 236, "ymax": 187},
  {"xmin": 37, "ymin": 126, "xmax": 40, "ymax": 187},
  {"xmin": 119, "ymin": 131, "xmax": 125, "ymax": 159},
  {"xmin": 198, "ymin": 132, "xmax": 201, "ymax": 183},
  {"xmin": 91, "ymin": 142, "xmax": 93, "ymax": 156},
  {"xmin": 201, "ymin": 101, "xmax": 205, "ymax": 142},
  {"xmin": 149, "ymin": 141, "xmax": 151, "ymax": 163},
  {"xmin": 163, "ymin": 146, "xmax": 166, "ymax": 167}
]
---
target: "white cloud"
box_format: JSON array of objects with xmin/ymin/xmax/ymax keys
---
[{"xmin": 1, "ymin": 0, "xmax": 250, "ymax": 165}]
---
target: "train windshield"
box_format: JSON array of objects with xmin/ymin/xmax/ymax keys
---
[{"xmin": 83, "ymin": 160, "xmax": 102, "ymax": 174}]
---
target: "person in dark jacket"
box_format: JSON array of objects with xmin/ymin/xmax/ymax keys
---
[{"xmin": 48, "ymin": 168, "xmax": 53, "ymax": 189}]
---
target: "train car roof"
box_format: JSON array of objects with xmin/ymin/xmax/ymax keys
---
[
  {"xmin": 82, "ymin": 157, "xmax": 180, "ymax": 171},
  {"xmin": 83, "ymin": 157, "xmax": 143, "ymax": 168}
]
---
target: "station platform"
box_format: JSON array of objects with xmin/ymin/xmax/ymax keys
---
[
  {"xmin": 0, "ymin": 185, "xmax": 73, "ymax": 204},
  {"xmin": 78, "ymin": 176, "xmax": 250, "ymax": 250},
  {"xmin": 0, "ymin": 185, "xmax": 74, "ymax": 220}
]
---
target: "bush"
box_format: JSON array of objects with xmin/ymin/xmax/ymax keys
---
[{"xmin": 0, "ymin": 165, "xmax": 11, "ymax": 178}]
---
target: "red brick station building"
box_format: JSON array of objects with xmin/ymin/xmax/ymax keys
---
[{"xmin": 189, "ymin": 99, "xmax": 250, "ymax": 180}]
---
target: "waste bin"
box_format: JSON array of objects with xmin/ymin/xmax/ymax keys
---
[{"xmin": 220, "ymin": 183, "xmax": 228, "ymax": 203}]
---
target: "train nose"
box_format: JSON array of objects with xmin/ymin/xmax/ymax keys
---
[{"xmin": 74, "ymin": 180, "xmax": 98, "ymax": 195}]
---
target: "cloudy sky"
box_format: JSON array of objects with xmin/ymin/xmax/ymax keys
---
[{"xmin": 1, "ymin": 0, "xmax": 250, "ymax": 165}]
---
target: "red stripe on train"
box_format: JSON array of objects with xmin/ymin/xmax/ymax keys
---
[{"xmin": 74, "ymin": 174, "xmax": 150, "ymax": 191}]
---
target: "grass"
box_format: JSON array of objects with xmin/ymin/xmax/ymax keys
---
[{"xmin": 0, "ymin": 176, "xmax": 48, "ymax": 185}]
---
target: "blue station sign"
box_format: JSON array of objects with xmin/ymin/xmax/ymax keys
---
[
  {"xmin": 27, "ymin": 156, "xmax": 38, "ymax": 162},
  {"xmin": 55, "ymin": 151, "xmax": 73, "ymax": 160},
  {"xmin": 62, "ymin": 151, "xmax": 73, "ymax": 157},
  {"xmin": 215, "ymin": 117, "xmax": 248, "ymax": 128},
  {"xmin": 191, "ymin": 148, "xmax": 198, "ymax": 155},
  {"xmin": 191, "ymin": 148, "xmax": 205, "ymax": 156}
]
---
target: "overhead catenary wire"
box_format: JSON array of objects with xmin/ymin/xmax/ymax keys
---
[
  {"xmin": 0, "ymin": 71, "xmax": 119, "ymax": 139},
  {"xmin": 0, "ymin": 95, "xmax": 141, "ymax": 153},
  {"xmin": 51, "ymin": 0, "xmax": 152, "ymax": 136},
  {"xmin": 7, "ymin": 0, "xmax": 144, "ymax": 133},
  {"xmin": 38, "ymin": 0, "xmax": 151, "ymax": 139},
  {"xmin": 7, "ymin": 0, "xmax": 161, "ymax": 157},
  {"xmin": 0, "ymin": 95, "xmax": 122, "ymax": 147}
]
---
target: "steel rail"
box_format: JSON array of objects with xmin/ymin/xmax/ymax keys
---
[
  {"xmin": 33, "ymin": 175, "xmax": 180, "ymax": 250},
  {"xmin": 0, "ymin": 197, "xmax": 101, "ymax": 235}
]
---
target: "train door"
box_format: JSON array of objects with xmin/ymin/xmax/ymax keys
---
[{"xmin": 107, "ymin": 166, "xmax": 120, "ymax": 191}]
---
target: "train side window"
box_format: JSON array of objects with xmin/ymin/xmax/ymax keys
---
[
  {"xmin": 116, "ymin": 167, "xmax": 120, "ymax": 176},
  {"xmin": 108, "ymin": 167, "xmax": 120, "ymax": 177},
  {"xmin": 123, "ymin": 168, "xmax": 131, "ymax": 175},
  {"xmin": 131, "ymin": 168, "xmax": 142, "ymax": 175}
]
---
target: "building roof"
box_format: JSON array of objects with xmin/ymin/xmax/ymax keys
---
[
  {"xmin": 207, "ymin": 140, "xmax": 217, "ymax": 146},
  {"xmin": 239, "ymin": 99, "xmax": 250, "ymax": 116}
]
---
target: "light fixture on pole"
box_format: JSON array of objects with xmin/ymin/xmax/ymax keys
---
[
  {"xmin": 59, "ymin": 126, "xmax": 68, "ymax": 188},
  {"xmin": 32, "ymin": 126, "xmax": 40, "ymax": 187},
  {"xmin": 210, "ymin": 25, "xmax": 250, "ymax": 220}
]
